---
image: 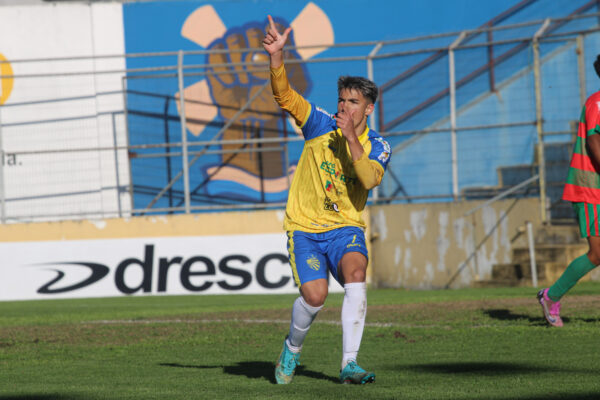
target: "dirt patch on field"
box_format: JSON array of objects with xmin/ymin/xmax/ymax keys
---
[{"xmin": 1, "ymin": 295, "xmax": 599, "ymax": 348}]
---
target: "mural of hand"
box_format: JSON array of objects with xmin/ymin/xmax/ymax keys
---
[{"xmin": 205, "ymin": 20, "xmax": 309, "ymax": 178}]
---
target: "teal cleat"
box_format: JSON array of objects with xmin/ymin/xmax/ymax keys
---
[
  {"xmin": 339, "ymin": 361, "xmax": 375, "ymax": 384},
  {"xmin": 275, "ymin": 338, "xmax": 301, "ymax": 384}
]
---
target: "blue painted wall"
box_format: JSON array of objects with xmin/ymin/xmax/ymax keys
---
[{"xmin": 121, "ymin": 0, "xmax": 600, "ymax": 210}]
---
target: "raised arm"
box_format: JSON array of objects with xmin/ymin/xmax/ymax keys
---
[
  {"xmin": 263, "ymin": 15, "xmax": 291, "ymax": 69},
  {"xmin": 262, "ymin": 15, "xmax": 310, "ymax": 127}
]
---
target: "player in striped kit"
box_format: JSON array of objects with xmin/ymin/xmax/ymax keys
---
[
  {"xmin": 538, "ymin": 55, "xmax": 600, "ymax": 327},
  {"xmin": 262, "ymin": 15, "xmax": 390, "ymax": 384}
]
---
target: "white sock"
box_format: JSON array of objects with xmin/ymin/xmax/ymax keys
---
[
  {"xmin": 341, "ymin": 282, "xmax": 367, "ymax": 369},
  {"xmin": 287, "ymin": 296, "xmax": 322, "ymax": 351}
]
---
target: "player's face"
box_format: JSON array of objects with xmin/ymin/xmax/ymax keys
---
[{"xmin": 337, "ymin": 88, "xmax": 374, "ymax": 130}]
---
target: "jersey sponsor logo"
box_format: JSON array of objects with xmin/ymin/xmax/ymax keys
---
[
  {"xmin": 320, "ymin": 161, "xmax": 358, "ymax": 186},
  {"xmin": 374, "ymin": 137, "xmax": 391, "ymax": 164},
  {"xmin": 325, "ymin": 180, "xmax": 343, "ymax": 195},
  {"xmin": 307, "ymin": 255, "xmax": 321, "ymax": 271},
  {"xmin": 324, "ymin": 196, "xmax": 339, "ymax": 212},
  {"xmin": 596, "ymin": 101, "xmax": 600, "ymax": 112},
  {"xmin": 378, "ymin": 151, "xmax": 390, "ymax": 163},
  {"xmin": 316, "ymin": 106, "xmax": 334, "ymax": 119},
  {"xmin": 346, "ymin": 234, "xmax": 362, "ymax": 248}
]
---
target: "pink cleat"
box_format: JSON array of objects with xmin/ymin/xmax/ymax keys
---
[{"xmin": 537, "ymin": 288, "xmax": 563, "ymax": 327}]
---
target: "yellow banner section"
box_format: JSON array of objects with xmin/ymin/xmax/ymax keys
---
[
  {"xmin": 0, "ymin": 53, "xmax": 13, "ymax": 105},
  {"xmin": 0, "ymin": 211, "xmax": 288, "ymax": 242}
]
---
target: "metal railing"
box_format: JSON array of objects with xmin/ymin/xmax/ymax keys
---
[{"xmin": 0, "ymin": 7, "xmax": 598, "ymax": 222}]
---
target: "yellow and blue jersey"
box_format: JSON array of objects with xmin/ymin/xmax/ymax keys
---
[{"xmin": 271, "ymin": 65, "xmax": 391, "ymax": 233}]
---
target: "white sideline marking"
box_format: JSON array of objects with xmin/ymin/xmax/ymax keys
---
[{"xmin": 86, "ymin": 319, "xmax": 397, "ymax": 328}]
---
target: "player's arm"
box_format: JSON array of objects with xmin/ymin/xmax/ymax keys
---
[
  {"xmin": 342, "ymin": 122, "xmax": 385, "ymax": 190},
  {"xmin": 588, "ymin": 134, "xmax": 600, "ymax": 166},
  {"xmin": 335, "ymin": 109, "xmax": 383, "ymax": 190},
  {"xmin": 584, "ymin": 103, "xmax": 600, "ymax": 166},
  {"xmin": 263, "ymin": 15, "xmax": 310, "ymax": 127},
  {"xmin": 353, "ymin": 153, "xmax": 384, "ymax": 190}
]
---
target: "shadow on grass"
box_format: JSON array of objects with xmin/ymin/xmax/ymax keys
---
[
  {"xmin": 160, "ymin": 361, "xmax": 338, "ymax": 384},
  {"xmin": 406, "ymin": 361, "xmax": 594, "ymax": 376},
  {"xmin": 159, "ymin": 363, "xmax": 220, "ymax": 369},
  {"xmin": 483, "ymin": 308, "xmax": 570, "ymax": 325},
  {"xmin": 574, "ymin": 317, "xmax": 600, "ymax": 324}
]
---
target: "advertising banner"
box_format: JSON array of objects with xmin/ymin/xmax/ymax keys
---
[{"xmin": 0, "ymin": 233, "xmax": 342, "ymax": 301}]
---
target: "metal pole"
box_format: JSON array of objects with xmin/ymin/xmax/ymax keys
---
[
  {"xmin": 526, "ymin": 221, "xmax": 538, "ymax": 287},
  {"xmin": 367, "ymin": 42, "xmax": 383, "ymax": 203},
  {"xmin": 367, "ymin": 42, "xmax": 382, "ymax": 132},
  {"xmin": 449, "ymin": 32, "xmax": 467, "ymax": 201},
  {"xmin": 177, "ymin": 50, "xmax": 191, "ymax": 214},
  {"xmin": 111, "ymin": 112, "xmax": 122, "ymax": 217},
  {"xmin": 576, "ymin": 34, "xmax": 586, "ymax": 109},
  {"xmin": 533, "ymin": 19, "xmax": 550, "ymax": 224},
  {"xmin": 121, "ymin": 76, "xmax": 134, "ymax": 216},
  {"xmin": 486, "ymin": 23, "xmax": 496, "ymax": 92}
]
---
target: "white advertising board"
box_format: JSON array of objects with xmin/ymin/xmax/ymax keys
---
[{"xmin": 0, "ymin": 233, "xmax": 343, "ymax": 301}]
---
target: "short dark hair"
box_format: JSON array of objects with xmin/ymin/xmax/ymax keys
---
[
  {"xmin": 337, "ymin": 76, "xmax": 378, "ymax": 104},
  {"xmin": 594, "ymin": 55, "xmax": 600, "ymax": 79}
]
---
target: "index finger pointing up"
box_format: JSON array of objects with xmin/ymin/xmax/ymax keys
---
[{"xmin": 267, "ymin": 15, "xmax": 277, "ymax": 32}]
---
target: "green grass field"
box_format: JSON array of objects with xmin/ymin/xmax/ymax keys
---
[{"xmin": 1, "ymin": 283, "xmax": 600, "ymax": 400}]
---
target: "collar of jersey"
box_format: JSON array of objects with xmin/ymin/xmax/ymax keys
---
[{"xmin": 358, "ymin": 126, "xmax": 370, "ymax": 142}]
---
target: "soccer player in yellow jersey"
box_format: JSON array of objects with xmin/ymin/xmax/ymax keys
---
[{"xmin": 263, "ymin": 15, "xmax": 391, "ymax": 385}]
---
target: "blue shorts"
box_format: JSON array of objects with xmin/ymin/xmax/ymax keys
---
[{"xmin": 286, "ymin": 226, "xmax": 369, "ymax": 287}]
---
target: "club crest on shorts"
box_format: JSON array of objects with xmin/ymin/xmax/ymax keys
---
[{"xmin": 307, "ymin": 255, "xmax": 321, "ymax": 271}]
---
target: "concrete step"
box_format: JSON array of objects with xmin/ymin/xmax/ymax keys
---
[
  {"xmin": 490, "ymin": 261, "xmax": 559, "ymax": 282},
  {"xmin": 533, "ymin": 224, "xmax": 583, "ymax": 245},
  {"xmin": 491, "ymin": 263, "xmax": 528, "ymax": 281},
  {"xmin": 483, "ymin": 259, "xmax": 598, "ymax": 288},
  {"xmin": 511, "ymin": 243, "xmax": 588, "ymax": 265}
]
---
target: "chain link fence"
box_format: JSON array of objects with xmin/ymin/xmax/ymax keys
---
[{"xmin": 1, "ymin": 10, "xmax": 600, "ymax": 222}]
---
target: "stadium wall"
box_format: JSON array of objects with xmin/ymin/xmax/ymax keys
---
[
  {"xmin": 0, "ymin": 2, "xmax": 129, "ymax": 221},
  {"xmin": 369, "ymin": 198, "xmax": 544, "ymax": 289},
  {"xmin": 0, "ymin": 198, "xmax": 556, "ymax": 301}
]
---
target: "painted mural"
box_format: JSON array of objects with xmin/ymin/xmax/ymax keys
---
[
  {"xmin": 176, "ymin": 4, "xmax": 331, "ymax": 200},
  {"xmin": 124, "ymin": 2, "xmax": 339, "ymax": 208},
  {"xmin": 122, "ymin": 0, "xmax": 520, "ymax": 210},
  {"xmin": 122, "ymin": 0, "xmax": 599, "ymax": 212}
]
